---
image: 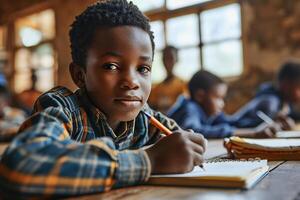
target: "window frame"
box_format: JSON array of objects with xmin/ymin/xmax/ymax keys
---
[
  {"xmin": 145, "ymin": 0, "xmax": 245, "ymax": 81},
  {"xmin": 4, "ymin": 2, "xmax": 57, "ymax": 93}
]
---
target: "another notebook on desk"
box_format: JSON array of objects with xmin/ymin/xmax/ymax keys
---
[
  {"xmin": 276, "ymin": 130, "xmax": 300, "ymax": 138},
  {"xmin": 147, "ymin": 159, "xmax": 269, "ymax": 189},
  {"xmin": 276, "ymin": 123, "xmax": 300, "ymax": 138},
  {"xmin": 224, "ymin": 136, "xmax": 300, "ymax": 160}
]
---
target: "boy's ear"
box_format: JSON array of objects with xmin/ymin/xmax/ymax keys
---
[
  {"xmin": 194, "ymin": 89, "xmax": 205, "ymax": 103},
  {"xmin": 69, "ymin": 62, "xmax": 85, "ymax": 88}
]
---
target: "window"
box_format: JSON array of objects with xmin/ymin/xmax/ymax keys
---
[
  {"xmin": 139, "ymin": 1, "xmax": 242, "ymax": 83},
  {"xmin": 14, "ymin": 9, "xmax": 56, "ymax": 93}
]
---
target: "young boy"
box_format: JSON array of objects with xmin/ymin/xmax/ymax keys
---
[
  {"xmin": 148, "ymin": 46, "xmax": 186, "ymax": 114},
  {"xmin": 168, "ymin": 70, "xmax": 280, "ymax": 138},
  {"xmin": 229, "ymin": 61, "xmax": 300, "ymax": 128},
  {"xmin": 0, "ymin": 0, "xmax": 206, "ymax": 197}
]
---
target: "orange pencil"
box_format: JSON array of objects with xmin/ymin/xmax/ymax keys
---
[
  {"xmin": 142, "ymin": 110, "xmax": 205, "ymax": 171},
  {"xmin": 142, "ymin": 111, "xmax": 172, "ymax": 136}
]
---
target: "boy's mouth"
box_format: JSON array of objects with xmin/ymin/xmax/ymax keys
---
[{"xmin": 114, "ymin": 96, "xmax": 142, "ymax": 108}]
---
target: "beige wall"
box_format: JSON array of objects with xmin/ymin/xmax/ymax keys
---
[{"xmin": 53, "ymin": 0, "xmax": 95, "ymax": 90}]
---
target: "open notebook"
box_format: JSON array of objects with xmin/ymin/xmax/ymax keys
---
[
  {"xmin": 147, "ymin": 159, "xmax": 269, "ymax": 189},
  {"xmin": 224, "ymin": 137, "xmax": 300, "ymax": 160},
  {"xmin": 276, "ymin": 131, "xmax": 300, "ymax": 138},
  {"xmin": 276, "ymin": 123, "xmax": 300, "ymax": 138}
]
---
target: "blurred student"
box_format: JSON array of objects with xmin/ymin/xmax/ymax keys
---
[
  {"xmin": 230, "ymin": 61, "xmax": 299, "ymax": 129},
  {"xmin": 16, "ymin": 69, "xmax": 42, "ymax": 115},
  {"xmin": 168, "ymin": 70, "xmax": 280, "ymax": 138},
  {"xmin": 0, "ymin": 86, "xmax": 26, "ymax": 142},
  {"xmin": 0, "ymin": 0, "xmax": 206, "ymax": 197},
  {"xmin": 148, "ymin": 45, "xmax": 186, "ymax": 114}
]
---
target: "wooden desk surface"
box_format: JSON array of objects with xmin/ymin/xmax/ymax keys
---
[{"xmin": 70, "ymin": 139, "xmax": 300, "ymax": 200}]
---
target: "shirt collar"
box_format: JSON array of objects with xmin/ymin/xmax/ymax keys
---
[{"xmin": 75, "ymin": 87, "xmax": 106, "ymax": 121}]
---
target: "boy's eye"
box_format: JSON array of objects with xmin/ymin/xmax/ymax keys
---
[
  {"xmin": 103, "ymin": 63, "xmax": 119, "ymax": 71},
  {"xmin": 138, "ymin": 65, "xmax": 151, "ymax": 74}
]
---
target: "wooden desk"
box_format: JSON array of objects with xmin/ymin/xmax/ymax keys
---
[{"xmin": 69, "ymin": 139, "xmax": 300, "ymax": 200}]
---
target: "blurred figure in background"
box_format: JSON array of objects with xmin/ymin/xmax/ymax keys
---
[
  {"xmin": 168, "ymin": 70, "xmax": 282, "ymax": 138},
  {"xmin": 0, "ymin": 85, "xmax": 26, "ymax": 142},
  {"xmin": 148, "ymin": 45, "xmax": 186, "ymax": 114},
  {"xmin": 229, "ymin": 61, "xmax": 299, "ymax": 129},
  {"xmin": 16, "ymin": 69, "xmax": 42, "ymax": 115}
]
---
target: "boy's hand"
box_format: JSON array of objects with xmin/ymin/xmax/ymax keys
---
[
  {"xmin": 145, "ymin": 131, "xmax": 207, "ymax": 174},
  {"xmin": 275, "ymin": 115, "xmax": 295, "ymax": 130},
  {"xmin": 253, "ymin": 123, "xmax": 281, "ymax": 138}
]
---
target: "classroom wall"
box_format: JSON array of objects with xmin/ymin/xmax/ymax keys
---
[{"xmin": 1, "ymin": 0, "xmax": 300, "ymax": 111}]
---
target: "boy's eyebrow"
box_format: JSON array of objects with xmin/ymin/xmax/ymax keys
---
[
  {"xmin": 101, "ymin": 52, "xmax": 152, "ymax": 61},
  {"xmin": 101, "ymin": 51, "xmax": 122, "ymax": 58}
]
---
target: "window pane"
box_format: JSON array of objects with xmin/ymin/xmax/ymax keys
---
[
  {"xmin": 31, "ymin": 44, "xmax": 54, "ymax": 69},
  {"xmin": 150, "ymin": 21, "xmax": 165, "ymax": 50},
  {"xmin": 14, "ymin": 73, "xmax": 31, "ymax": 93},
  {"xmin": 174, "ymin": 47, "xmax": 200, "ymax": 81},
  {"xmin": 15, "ymin": 48, "xmax": 31, "ymax": 72},
  {"xmin": 130, "ymin": 0, "xmax": 164, "ymax": 12},
  {"xmin": 166, "ymin": 14, "xmax": 199, "ymax": 47},
  {"xmin": 203, "ymin": 40, "xmax": 243, "ymax": 77},
  {"xmin": 151, "ymin": 51, "xmax": 165, "ymax": 83},
  {"xmin": 36, "ymin": 68, "xmax": 54, "ymax": 91},
  {"xmin": 15, "ymin": 9, "xmax": 55, "ymax": 47},
  {"xmin": 201, "ymin": 3, "xmax": 241, "ymax": 43},
  {"xmin": 167, "ymin": 0, "xmax": 211, "ymax": 10}
]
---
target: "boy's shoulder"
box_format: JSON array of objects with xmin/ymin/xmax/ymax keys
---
[{"xmin": 34, "ymin": 86, "xmax": 79, "ymax": 113}]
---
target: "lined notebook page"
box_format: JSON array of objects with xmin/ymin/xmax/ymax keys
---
[{"xmin": 151, "ymin": 160, "xmax": 267, "ymax": 178}]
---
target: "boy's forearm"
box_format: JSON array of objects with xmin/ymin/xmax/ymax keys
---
[
  {"xmin": 0, "ymin": 112, "xmax": 151, "ymax": 196},
  {"xmin": 0, "ymin": 138, "xmax": 151, "ymax": 196}
]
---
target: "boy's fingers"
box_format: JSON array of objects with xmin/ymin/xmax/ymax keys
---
[
  {"xmin": 188, "ymin": 133, "xmax": 207, "ymax": 152},
  {"xmin": 264, "ymin": 128, "xmax": 276, "ymax": 138},
  {"xmin": 193, "ymin": 153, "xmax": 204, "ymax": 166},
  {"xmin": 189, "ymin": 141, "xmax": 204, "ymax": 155}
]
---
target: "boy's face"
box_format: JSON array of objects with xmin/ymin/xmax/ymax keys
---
[
  {"xmin": 281, "ymin": 81, "xmax": 300, "ymax": 103},
  {"xmin": 163, "ymin": 48, "xmax": 177, "ymax": 76},
  {"xmin": 73, "ymin": 26, "xmax": 153, "ymax": 129},
  {"xmin": 201, "ymin": 83, "xmax": 227, "ymax": 116}
]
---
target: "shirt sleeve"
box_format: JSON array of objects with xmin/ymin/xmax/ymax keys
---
[
  {"xmin": 230, "ymin": 95, "xmax": 281, "ymax": 128},
  {"xmin": 0, "ymin": 106, "xmax": 151, "ymax": 197},
  {"xmin": 175, "ymin": 107, "xmax": 234, "ymax": 138}
]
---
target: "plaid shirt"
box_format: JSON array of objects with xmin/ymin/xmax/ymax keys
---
[
  {"xmin": 0, "ymin": 86, "xmax": 180, "ymax": 197},
  {"xmin": 0, "ymin": 107, "xmax": 26, "ymax": 142}
]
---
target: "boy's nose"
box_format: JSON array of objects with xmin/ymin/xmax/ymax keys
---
[{"xmin": 120, "ymin": 69, "xmax": 139, "ymax": 90}]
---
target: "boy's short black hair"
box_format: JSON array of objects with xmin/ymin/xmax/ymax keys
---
[
  {"xmin": 70, "ymin": 0, "xmax": 155, "ymax": 68},
  {"xmin": 278, "ymin": 61, "xmax": 300, "ymax": 83},
  {"xmin": 188, "ymin": 70, "xmax": 224, "ymax": 100}
]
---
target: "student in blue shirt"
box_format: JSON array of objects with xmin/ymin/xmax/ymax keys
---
[
  {"xmin": 168, "ymin": 70, "xmax": 280, "ymax": 138},
  {"xmin": 0, "ymin": 0, "xmax": 207, "ymax": 197},
  {"xmin": 230, "ymin": 61, "xmax": 299, "ymax": 128}
]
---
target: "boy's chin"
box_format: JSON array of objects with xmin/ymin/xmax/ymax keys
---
[{"xmin": 118, "ymin": 111, "xmax": 140, "ymax": 122}]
